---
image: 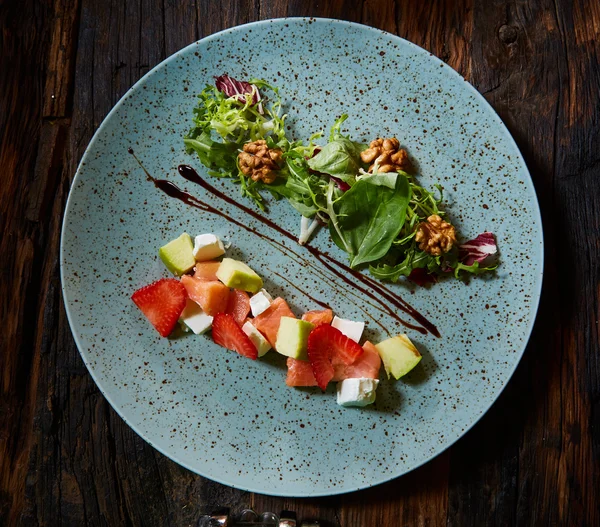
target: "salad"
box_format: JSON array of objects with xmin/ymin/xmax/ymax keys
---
[
  {"xmin": 183, "ymin": 75, "xmax": 498, "ymax": 286},
  {"xmin": 131, "ymin": 232, "xmax": 422, "ymax": 407}
]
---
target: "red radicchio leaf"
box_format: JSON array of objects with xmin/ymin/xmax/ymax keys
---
[
  {"xmin": 329, "ymin": 175, "xmax": 351, "ymax": 192},
  {"xmin": 408, "ymin": 268, "xmax": 438, "ymax": 286},
  {"xmin": 214, "ymin": 74, "xmax": 263, "ymax": 113},
  {"xmin": 459, "ymin": 232, "xmax": 497, "ymax": 266}
]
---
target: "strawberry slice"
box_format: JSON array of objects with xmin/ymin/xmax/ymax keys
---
[
  {"xmin": 131, "ymin": 278, "xmax": 187, "ymax": 337},
  {"xmin": 307, "ymin": 324, "xmax": 364, "ymax": 390},
  {"xmin": 212, "ymin": 313, "xmax": 258, "ymax": 360}
]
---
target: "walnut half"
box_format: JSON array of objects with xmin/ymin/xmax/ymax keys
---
[
  {"xmin": 360, "ymin": 137, "xmax": 412, "ymax": 173},
  {"xmin": 415, "ymin": 215, "xmax": 457, "ymax": 256},
  {"xmin": 238, "ymin": 140, "xmax": 283, "ymax": 184}
]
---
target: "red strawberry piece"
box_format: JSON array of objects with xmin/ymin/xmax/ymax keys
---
[
  {"xmin": 307, "ymin": 324, "xmax": 364, "ymax": 390},
  {"xmin": 212, "ymin": 313, "xmax": 258, "ymax": 360},
  {"xmin": 131, "ymin": 278, "xmax": 187, "ymax": 337}
]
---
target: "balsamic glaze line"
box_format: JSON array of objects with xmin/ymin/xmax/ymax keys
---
[
  {"xmin": 173, "ymin": 161, "xmax": 424, "ymax": 332},
  {"xmin": 321, "ymin": 254, "xmax": 441, "ymax": 338},
  {"xmin": 127, "ymin": 151, "xmax": 437, "ymax": 336},
  {"xmin": 265, "ymin": 239, "xmax": 394, "ymax": 335},
  {"xmin": 177, "ymin": 164, "xmax": 439, "ymax": 338},
  {"xmin": 266, "ymin": 268, "xmax": 330, "ymax": 310},
  {"xmin": 268, "ymin": 266, "xmax": 391, "ymax": 336}
]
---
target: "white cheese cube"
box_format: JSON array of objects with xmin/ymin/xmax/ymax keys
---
[
  {"xmin": 179, "ymin": 299, "xmax": 213, "ymax": 334},
  {"xmin": 193, "ymin": 233, "xmax": 225, "ymax": 261},
  {"xmin": 249, "ymin": 289, "xmax": 273, "ymax": 317},
  {"xmin": 242, "ymin": 321, "xmax": 271, "ymax": 357},
  {"xmin": 336, "ymin": 378, "xmax": 379, "ymax": 407},
  {"xmin": 331, "ymin": 316, "xmax": 365, "ymax": 343}
]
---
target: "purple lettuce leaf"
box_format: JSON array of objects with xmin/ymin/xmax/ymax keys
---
[
  {"xmin": 459, "ymin": 232, "xmax": 497, "ymax": 265},
  {"xmin": 329, "ymin": 175, "xmax": 351, "ymax": 192},
  {"xmin": 214, "ymin": 74, "xmax": 263, "ymax": 113}
]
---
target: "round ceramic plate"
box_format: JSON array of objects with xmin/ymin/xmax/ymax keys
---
[{"xmin": 61, "ymin": 18, "xmax": 543, "ymax": 496}]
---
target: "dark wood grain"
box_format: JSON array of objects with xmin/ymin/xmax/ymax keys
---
[{"xmin": 1, "ymin": 0, "xmax": 599, "ymax": 526}]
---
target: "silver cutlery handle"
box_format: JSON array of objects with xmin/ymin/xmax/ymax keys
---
[{"xmin": 197, "ymin": 508, "xmax": 320, "ymax": 526}]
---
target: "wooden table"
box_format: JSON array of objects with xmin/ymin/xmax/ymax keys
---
[{"xmin": 1, "ymin": 1, "xmax": 599, "ymax": 525}]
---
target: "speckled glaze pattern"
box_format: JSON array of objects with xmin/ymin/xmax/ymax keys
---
[{"xmin": 61, "ymin": 18, "xmax": 543, "ymax": 496}]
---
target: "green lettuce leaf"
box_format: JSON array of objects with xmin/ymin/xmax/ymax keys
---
[
  {"xmin": 183, "ymin": 131, "xmax": 238, "ymax": 171},
  {"xmin": 306, "ymin": 137, "xmax": 367, "ymax": 183},
  {"xmin": 329, "ymin": 172, "xmax": 411, "ymax": 267}
]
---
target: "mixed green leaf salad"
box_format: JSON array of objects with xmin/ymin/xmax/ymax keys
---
[{"xmin": 184, "ymin": 75, "xmax": 498, "ymax": 285}]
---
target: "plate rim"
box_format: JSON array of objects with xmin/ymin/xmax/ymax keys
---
[{"xmin": 60, "ymin": 16, "xmax": 544, "ymax": 497}]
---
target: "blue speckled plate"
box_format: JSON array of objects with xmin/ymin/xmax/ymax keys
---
[{"xmin": 61, "ymin": 18, "xmax": 543, "ymax": 496}]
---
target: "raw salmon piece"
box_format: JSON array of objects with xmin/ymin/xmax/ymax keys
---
[
  {"xmin": 252, "ymin": 297, "xmax": 295, "ymax": 346},
  {"xmin": 225, "ymin": 289, "xmax": 251, "ymax": 326},
  {"xmin": 285, "ymin": 357, "xmax": 318, "ymax": 387},
  {"xmin": 334, "ymin": 341, "xmax": 381, "ymax": 380},
  {"xmin": 180, "ymin": 275, "xmax": 229, "ymax": 316},
  {"xmin": 301, "ymin": 309, "xmax": 333, "ymax": 326},
  {"xmin": 286, "ymin": 341, "xmax": 381, "ymax": 387},
  {"xmin": 193, "ymin": 261, "xmax": 221, "ymax": 281}
]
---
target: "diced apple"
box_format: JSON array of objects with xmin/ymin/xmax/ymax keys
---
[
  {"xmin": 158, "ymin": 233, "xmax": 195, "ymax": 276},
  {"xmin": 275, "ymin": 317, "xmax": 314, "ymax": 360},
  {"xmin": 375, "ymin": 335, "xmax": 422, "ymax": 379}
]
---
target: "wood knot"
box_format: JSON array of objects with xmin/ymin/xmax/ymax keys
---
[{"xmin": 498, "ymin": 24, "xmax": 518, "ymax": 44}]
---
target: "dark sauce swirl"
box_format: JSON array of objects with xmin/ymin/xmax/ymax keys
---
[{"xmin": 128, "ymin": 150, "xmax": 439, "ymax": 337}]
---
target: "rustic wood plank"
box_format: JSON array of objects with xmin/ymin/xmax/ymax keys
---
[
  {"xmin": 252, "ymin": 494, "xmax": 342, "ymax": 527},
  {"xmin": 196, "ymin": 0, "xmax": 259, "ymax": 39},
  {"xmin": 339, "ymin": 453, "xmax": 449, "ymax": 527},
  {"xmin": 286, "ymin": 0, "xmax": 363, "ymax": 21},
  {"xmin": 259, "ymin": 0, "xmax": 288, "ymax": 19},
  {"xmin": 163, "ymin": 0, "xmax": 199, "ymax": 56},
  {"xmin": 395, "ymin": 0, "xmax": 473, "ymax": 78},
  {"xmin": 0, "ymin": 0, "xmax": 55, "ymax": 524},
  {"xmin": 43, "ymin": 0, "xmax": 81, "ymax": 117}
]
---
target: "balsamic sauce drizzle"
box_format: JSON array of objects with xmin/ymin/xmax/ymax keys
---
[
  {"xmin": 127, "ymin": 149, "xmax": 439, "ymax": 337},
  {"xmin": 267, "ymin": 269, "xmax": 330, "ymax": 310}
]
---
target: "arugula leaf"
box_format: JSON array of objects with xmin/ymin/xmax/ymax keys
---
[
  {"xmin": 452, "ymin": 260, "xmax": 498, "ymax": 278},
  {"xmin": 265, "ymin": 158, "xmax": 329, "ymax": 217},
  {"xmin": 369, "ymin": 247, "xmax": 439, "ymax": 282},
  {"xmin": 329, "ymin": 172, "xmax": 411, "ymax": 267}
]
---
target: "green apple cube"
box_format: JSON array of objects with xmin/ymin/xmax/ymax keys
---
[
  {"xmin": 375, "ymin": 335, "xmax": 422, "ymax": 379},
  {"xmin": 275, "ymin": 317, "xmax": 314, "ymax": 360},
  {"xmin": 158, "ymin": 233, "xmax": 196, "ymax": 276},
  {"xmin": 216, "ymin": 258, "xmax": 263, "ymax": 293}
]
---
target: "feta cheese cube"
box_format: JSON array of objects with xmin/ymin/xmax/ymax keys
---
[
  {"xmin": 179, "ymin": 299, "xmax": 213, "ymax": 334},
  {"xmin": 331, "ymin": 316, "xmax": 365, "ymax": 343},
  {"xmin": 193, "ymin": 233, "xmax": 225, "ymax": 261},
  {"xmin": 242, "ymin": 321, "xmax": 271, "ymax": 357},
  {"xmin": 249, "ymin": 289, "xmax": 273, "ymax": 317},
  {"xmin": 336, "ymin": 378, "xmax": 379, "ymax": 407}
]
